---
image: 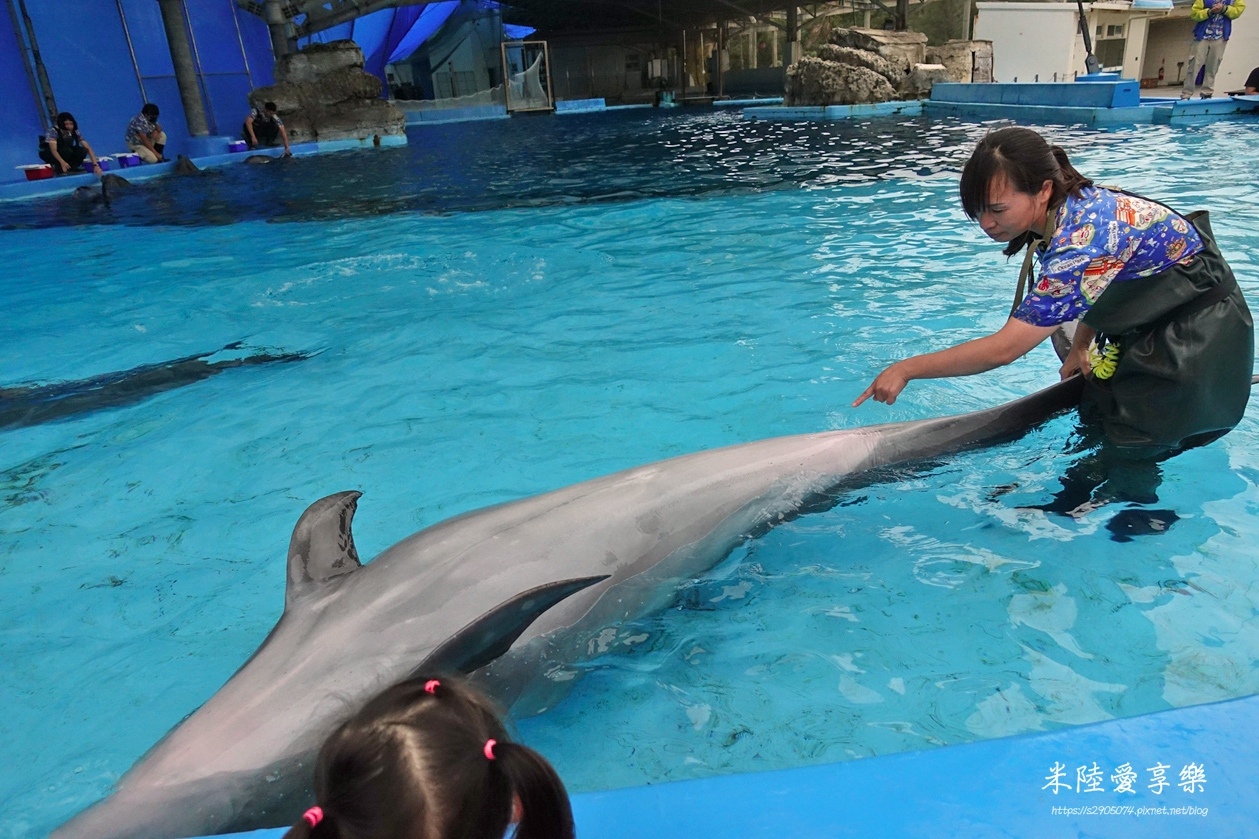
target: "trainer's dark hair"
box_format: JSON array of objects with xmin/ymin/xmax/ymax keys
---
[
  {"xmin": 959, "ymin": 127, "xmax": 1093, "ymax": 255},
  {"xmin": 265, "ymin": 101, "xmax": 278, "ymax": 111},
  {"xmin": 141, "ymin": 103, "xmax": 160, "ymax": 118},
  {"xmin": 55, "ymin": 112, "xmax": 77, "ymax": 131},
  {"xmin": 281, "ymin": 674, "xmax": 575, "ymax": 839}
]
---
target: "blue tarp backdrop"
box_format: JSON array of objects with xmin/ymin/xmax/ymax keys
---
[
  {"xmin": 0, "ymin": 6, "xmax": 46, "ymax": 179},
  {"xmin": 1, "ymin": 0, "xmax": 275, "ymax": 183},
  {"xmin": 299, "ymin": 2, "xmax": 461, "ymax": 82}
]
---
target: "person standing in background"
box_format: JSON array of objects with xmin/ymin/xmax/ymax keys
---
[{"xmin": 1181, "ymin": 0, "xmax": 1245, "ymax": 99}]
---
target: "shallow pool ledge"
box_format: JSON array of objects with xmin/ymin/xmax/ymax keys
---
[
  {"xmin": 190, "ymin": 691, "xmax": 1257, "ymax": 838},
  {"xmin": 0, "ymin": 134, "xmax": 406, "ymax": 203},
  {"xmin": 745, "ymin": 100, "xmax": 924, "ymax": 120}
]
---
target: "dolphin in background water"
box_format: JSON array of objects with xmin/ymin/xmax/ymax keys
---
[
  {"xmin": 0, "ymin": 342, "xmax": 313, "ymax": 431},
  {"xmin": 53, "ymin": 376, "xmax": 1085, "ymax": 839}
]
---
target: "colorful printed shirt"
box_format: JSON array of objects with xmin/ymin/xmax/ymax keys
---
[
  {"xmin": 248, "ymin": 107, "xmax": 284, "ymax": 127},
  {"xmin": 1012, "ymin": 187, "xmax": 1204, "ymax": 328},
  {"xmin": 1191, "ymin": 0, "xmax": 1244, "ymax": 41},
  {"xmin": 125, "ymin": 113, "xmax": 157, "ymax": 146},
  {"xmin": 45, "ymin": 126, "xmax": 82, "ymax": 146}
]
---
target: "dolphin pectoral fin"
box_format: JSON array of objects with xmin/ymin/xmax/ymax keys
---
[
  {"xmin": 415, "ymin": 575, "xmax": 610, "ymax": 675},
  {"xmin": 285, "ymin": 491, "xmax": 363, "ymax": 608},
  {"xmin": 1050, "ymin": 321, "xmax": 1077, "ymax": 362}
]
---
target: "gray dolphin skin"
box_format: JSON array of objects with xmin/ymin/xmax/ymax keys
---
[
  {"xmin": 53, "ymin": 376, "xmax": 1084, "ymax": 839},
  {"xmin": 0, "ymin": 343, "xmax": 313, "ymax": 431}
]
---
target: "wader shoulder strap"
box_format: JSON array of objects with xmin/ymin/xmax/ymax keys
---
[{"xmin": 1009, "ymin": 212, "xmax": 1058, "ymax": 317}]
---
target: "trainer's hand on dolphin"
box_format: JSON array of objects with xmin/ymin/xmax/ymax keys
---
[
  {"xmin": 1057, "ymin": 321, "xmax": 1096, "ymax": 381},
  {"xmin": 1058, "ymin": 348, "xmax": 1090, "ymax": 380},
  {"xmin": 853, "ymin": 363, "xmax": 911, "ymax": 406}
]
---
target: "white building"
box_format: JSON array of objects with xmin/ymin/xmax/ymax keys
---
[{"xmin": 975, "ymin": 0, "xmax": 1259, "ymax": 92}]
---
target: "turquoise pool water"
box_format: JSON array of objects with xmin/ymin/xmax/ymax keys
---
[{"xmin": 3, "ymin": 111, "xmax": 1259, "ymax": 837}]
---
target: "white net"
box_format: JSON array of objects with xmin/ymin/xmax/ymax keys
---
[
  {"xmin": 408, "ymin": 85, "xmax": 506, "ymax": 111},
  {"xmin": 508, "ymin": 52, "xmax": 549, "ymax": 110}
]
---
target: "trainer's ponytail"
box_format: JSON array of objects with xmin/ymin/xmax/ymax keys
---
[
  {"xmin": 1049, "ymin": 145, "xmax": 1093, "ymax": 201},
  {"xmin": 495, "ymin": 742, "xmax": 576, "ymax": 839}
]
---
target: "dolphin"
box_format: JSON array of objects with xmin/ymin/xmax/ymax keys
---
[
  {"xmin": 173, "ymin": 154, "xmax": 202, "ymax": 175},
  {"xmin": 69, "ymin": 174, "xmax": 130, "ymax": 208},
  {"xmin": 53, "ymin": 376, "xmax": 1086, "ymax": 839},
  {"xmin": 0, "ymin": 342, "xmax": 313, "ymax": 431}
]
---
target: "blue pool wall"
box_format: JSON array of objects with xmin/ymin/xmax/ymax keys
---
[
  {"xmin": 929, "ymin": 79, "xmax": 1141, "ymax": 108},
  {"xmin": 1, "ymin": 0, "xmax": 276, "ymax": 183},
  {"xmin": 747, "ymin": 80, "xmax": 1259, "ymax": 126}
]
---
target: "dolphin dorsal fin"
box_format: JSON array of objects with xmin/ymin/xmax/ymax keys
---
[
  {"xmin": 414, "ymin": 575, "xmax": 610, "ymax": 675},
  {"xmin": 286, "ymin": 491, "xmax": 363, "ymax": 609}
]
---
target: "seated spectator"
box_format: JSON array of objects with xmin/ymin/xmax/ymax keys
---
[
  {"xmin": 39, "ymin": 112, "xmax": 101, "ymax": 175},
  {"xmin": 125, "ymin": 103, "xmax": 167, "ymax": 164},
  {"xmin": 1246, "ymin": 66, "xmax": 1259, "ymax": 94},
  {"xmin": 281, "ymin": 674, "xmax": 574, "ymax": 839},
  {"xmin": 243, "ymin": 101, "xmax": 291, "ymax": 156}
]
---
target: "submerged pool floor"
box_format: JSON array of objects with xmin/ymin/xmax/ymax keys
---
[{"xmin": 3, "ymin": 111, "xmax": 1259, "ymax": 838}]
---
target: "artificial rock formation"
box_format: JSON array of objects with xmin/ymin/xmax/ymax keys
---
[
  {"xmin": 926, "ymin": 40, "xmax": 995, "ymax": 84},
  {"xmin": 786, "ymin": 27, "xmax": 949, "ymax": 105},
  {"xmin": 785, "ymin": 56, "xmax": 898, "ymax": 106},
  {"xmin": 828, "ymin": 28, "xmax": 928, "ymax": 76},
  {"xmin": 775, "ymin": 25, "xmax": 971, "ymax": 104},
  {"xmin": 899, "ymin": 63, "xmax": 952, "ymax": 99},
  {"xmin": 248, "ymin": 41, "xmax": 404, "ymax": 144},
  {"xmin": 815, "ymin": 44, "xmax": 899, "ymax": 82}
]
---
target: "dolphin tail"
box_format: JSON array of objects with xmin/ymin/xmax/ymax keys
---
[{"xmin": 414, "ymin": 575, "xmax": 611, "ymax": 675}]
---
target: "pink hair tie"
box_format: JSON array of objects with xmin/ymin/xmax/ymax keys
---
[
  {"xmin": 302, "ymin": 806, "xmax": 323, "ymax": 828},
  {"xmin": 424, "ymin": 679, "xmax": 440, "ymax": 694},
  {"xmin": 483, "ymin": 739, "xmax": 497, "ymax": 761}
]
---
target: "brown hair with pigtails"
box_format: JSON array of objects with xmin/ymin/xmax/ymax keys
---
[
  {"xmin": 282, "ymin": 675, "xmax": 575, "ymax": 839},
  {"xmin": 958, "ymin": 127, "xmax": 1094, "ymax": 256}
]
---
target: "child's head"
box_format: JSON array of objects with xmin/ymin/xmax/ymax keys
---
[{"xmin": 283, "ymin": 674, "xmax": 574, "ymax": 839}]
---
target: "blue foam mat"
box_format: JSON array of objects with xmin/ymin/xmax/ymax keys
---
[{"xmin": 191, "ymin": 692, "xmax": 1258, "ymax": 839}]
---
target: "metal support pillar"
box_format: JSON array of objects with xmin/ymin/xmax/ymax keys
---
[
  {"xmin": 786, "ymin": 5, "xmax": 799, "ymax": 66},
  {"xmin": 896, "ymin": 0, "xmax": 908, "ymax": 30},
  {"xmin": 157, "ymin": 0, "xmax": 209, "ymax": 135},
  {"xmin": 680, "ymin": 29, "xmax": 687, "ymax": 98},
  {"xmin": 265, "ymin": 0, "xmax": 289, "ymax": 58},
  {"xmin": 717, "ymin": 21, "xmax": 726, "ymax": 97},
  {"xmin": 8, "ymin": 0, "xmax": 56, "ymax": 122}
]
